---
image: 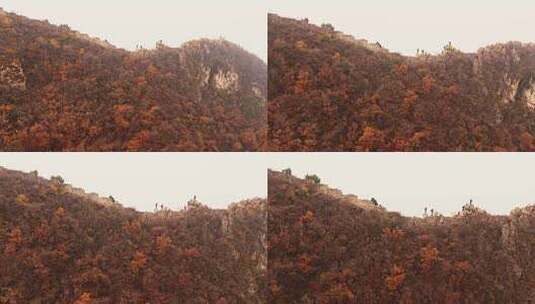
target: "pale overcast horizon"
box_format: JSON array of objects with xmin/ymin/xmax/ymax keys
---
[
  {"xmin": 1, "ymin": 0, "xmax": 267, "ymax": 61},
  {"xmin": 269, "ymin": 153, "xmax": 535, "ymax": 217},
  {"xmin": 1, "ymin": 153, "xmax": 533, "ymax": 216},
  {"xmin": 270, "ymin": 0, "xmax": 535, "ymax": 56},
  {"xmin": 0, "ymin": 153, "xmax": 267, "ymax": 211}
]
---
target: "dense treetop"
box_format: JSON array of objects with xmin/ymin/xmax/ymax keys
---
[
  {"xmin": 268, "ymin": 170, "xmax": 535, "ymax": 303},
  {"xmin": 0, "ymin": 9, "xmax": 267, "ymax": 151},
  {"xmin": 0, "ymin": 167, "xmax": 266, "ymax": 303},
  {"xmin": 269, "ymin": 14, "xmax": 535, "ymax": 151}
]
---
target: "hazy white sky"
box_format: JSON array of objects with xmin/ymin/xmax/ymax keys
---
[
  {"xmin": 0, "ymin": 153, "xmax": 267, "ymax": 211},
  {"xmin": 2, "ymin": 153, "xmax": 532, "ymax": 216},
  {"xmin": 269, "ymin": 153, "xmax": 535, "ymax": 217},
  {"xmin": 1, "ymin": 0, "xmax": 267, "ymax": 61},
  {"xmin": 270, "ymin": 0, "xmax": 535, "ymax": 56}
]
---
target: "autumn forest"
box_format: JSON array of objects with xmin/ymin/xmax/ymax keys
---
[
  {"xmin": 0, "ymin": 9, "xmax": 267, "ymax": 151},
  {"xmin": 2, "ymin": 166, "xmax": 533, "ymax": 303},
  {"xmin": 0, "ymin": 167, "xmax": 266, "ymax": 303},
  {"xmin": 269, "ymin": 14, "xmax": 535, "ymax": 151},
  {"xmin": 3, "ymin": 9, "xmax": 535, "ymax": 152},
  {"xmin": 2, "ymin": 4, "xmax": 535, "ymax": 304},
  {"xmin": 268, "ymin": 170, "xmax": 535, "ymax": 303}
]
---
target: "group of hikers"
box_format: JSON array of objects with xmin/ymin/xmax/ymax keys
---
[
  {"xmin": 153, "ymin": 195, "xmax": 201, "ymax": 213},
  {"xmin": 425, "ymin": 199, "xmax": 474, "ymax": 217}
]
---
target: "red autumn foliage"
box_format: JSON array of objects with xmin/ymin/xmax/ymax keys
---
[
  {"xmin": 268, "ymin": 170, "xmax": 535, "ymax": 303},
  {"xmin": 0, "ymin": 9, "xmax": 267, "ymax": 151},
  {"xmin": 73, "ymin": 292, "xmax": 92, "ymax": 304},
  {"xmin": 268, "ymin": 14, "xmax": 535, "ymax": 151},
  {"xmin": 0, "ymin": 167, "xmax": 266, "ymax": 303},
  {"xmin": 385, "ymin": 265, "xmax": 406, "ymax": 292}
]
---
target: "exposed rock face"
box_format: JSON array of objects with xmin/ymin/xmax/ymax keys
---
[
  {"xmin": 178, "ymin": 38, "xmax": 266, "ymax": 97},
  {"xmin": 515, "ymin": 73, "xmax": 535, "ymax": 108},
  {"xmin": 198, "ymin": 65, "xmax": 240, "ymax": 92},
  {"xmin": 201, "ymin": 66, "xmax": 211, "ymax": 86},
  {"xmin": 503, "ymin": 74, "xmax": 520, "ymax": 103},
  {"xmin": 0, "ymin": 59, "xmax": 26, "ymax": 90},
  {"xmin": 214, "ymin": 69, "xmax": 239, "ymax": 91},
  {"xmin": 501, "ymin": 73, "xmax": 535, "ymax": 108},
  {"xmin": 523, "ymin": 83, "xmax": 535, "ymax": 108},
  {"xmin": 475, "ymin": 43, "xmax": 535, "ymax": 109}
]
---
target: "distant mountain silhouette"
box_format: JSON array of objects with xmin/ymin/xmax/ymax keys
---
[
  {"xmin": 0, "ymin": 166, "xmax": 266, "ymax": 303},
  {"xmin": 268, "ymin": 14, "xmax": 535, "ymax": 151},
  {"xmin": 0, "ymin": 8, "xmax": 267, "ymax": 151},
  {"xmin": 268, "ymin": 169, "xmax": 535, "ymax": 302}
]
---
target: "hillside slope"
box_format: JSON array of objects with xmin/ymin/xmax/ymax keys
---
[
  {"xmin": 268, "ymin": 14, "xmax": 535, "ymax": 151},
  {"xmin": 268, "ymin": 170, "xmax": 535, "ymax": 303},
  {"xmin": 0, "ymin": 167, "xmax": 266, "ymax": 303},
  {"xmin": 0, "ymin": 8, "xmax": 267, "ymax": 151}
]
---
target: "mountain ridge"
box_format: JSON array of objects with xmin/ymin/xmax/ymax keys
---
[
  {"xmin": 268, "ymin": 169, "xmax": 535, "ymax": 303},
  {"xmin": 269, "ymin": 14, "xmax": 535, "ymax": 151},
  {"xmin": 0, "ymin": 10, "xmax": 267, "ymax": 151},
  {"xmin": 0, "ymin": 167, "xmax": 267, "ymax": 303}
]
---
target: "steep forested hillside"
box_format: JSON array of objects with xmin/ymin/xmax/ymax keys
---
[
  {"xmin": 0, "ymin": 8, "xmax": 267, "ymax": 151},
  {"xmin": 269, "ymin": 14, "xmax": 535, "ymax": 151},
  {"xmin": 0, "ymin": 167, "xmax": 266, "ymax": 303},
  {"xmin": 268, "ymin": 170, "xmax": 535, "ymax": 303}
]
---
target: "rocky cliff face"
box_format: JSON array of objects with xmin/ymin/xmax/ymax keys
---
[
  {"xmin": 512, "ymin": 72, "xmax": 535, "ymax": 108},
  {"xmin": 178, "ymin": 38, "xmax": 266, "ymax": 98},
  {"xmin": 474, "ymin": 42, "xmax": 535, "ymax": 109}
]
